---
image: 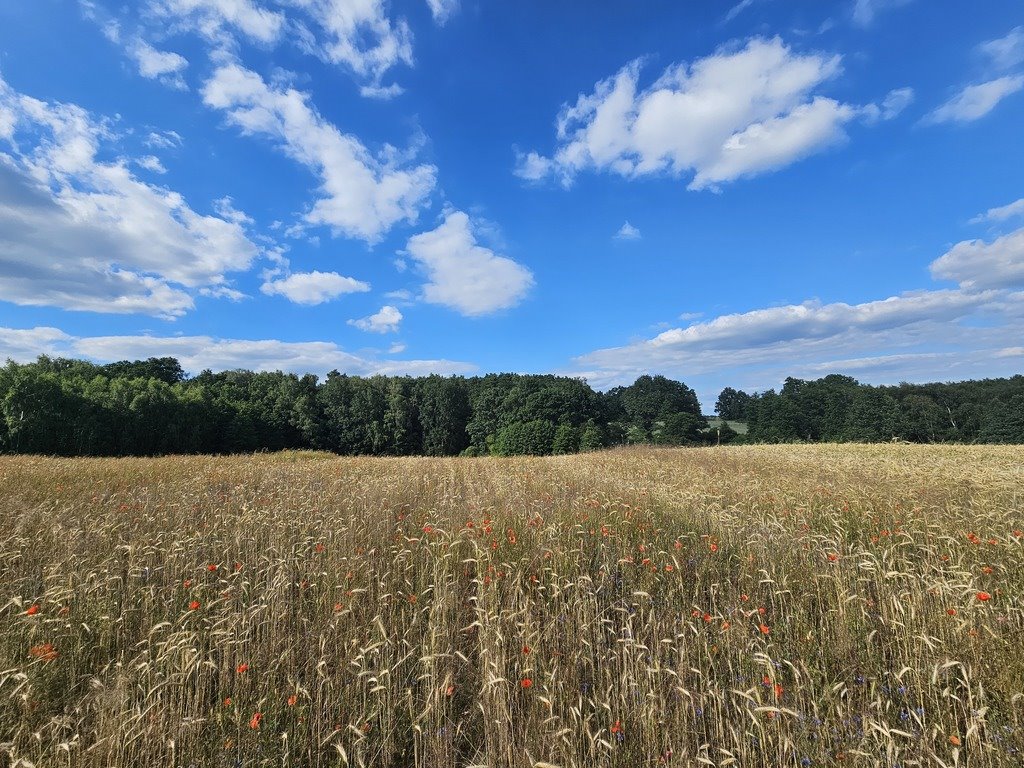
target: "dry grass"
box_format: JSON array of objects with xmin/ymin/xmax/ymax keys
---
[{"xmin": 1, "ymin": 445, "xmax": 1022, "ymax": 767}]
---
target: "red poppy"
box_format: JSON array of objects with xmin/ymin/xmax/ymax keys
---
[
  {"xmin": 827, "ymin": 553, "xmax": 839, "ymax": 562},
  {"xmin": 28, "ymin": 643, "xmax": 58, "ymax": 662},
  {"xmin": 237, "ymin": 663, "xmax": 249, "ymax": 673},
  {"xmin": 207, "ymin": 564, "xmax": 218, "ymax": 572},
  {"xmin": 946, "ymin": 608, "xmax": 957, "ymax": 616},
  {"xmin": 976, "ymin": 591, "xmax": 991, "ymax": 601},
  {"xmin": 774, "ymin": 683, "xmax": 784, "ymax": 699},
  {"xmin": 709, "ymin": 543, "xmax": 719, "ymax": 553},
  {"xmin": 521, "ymin": 678, "xmax": 533, "ymax": 689},
  {"xmin": 223, "ymin": 697, "xmax": 232, "ymax": 707},
  {"xmin": 522, "ymin": 645, "xmax": 531, "ymax": 655},
  {"xmin": 315, "ymin": 543, "xmax": 325, "ymax": 553},
  {"xmin": 25, "ymin": 604, "xmax": 40, "ymax": 616},
  {"xmin": 249, "ymin": 712, "xmax": 262, "ymax": 729},
  {"xmin": 188, "ymin": 600, "xmax": 200, "ymax": 611},
  {"xmin": 610, "ymin": 719, "xmax": 622, "ymax": 734},
  {"xmin": 703, "ymin": 613, "xmax": 712, "ymax": 623},
  {"xmin": 759, "ymin": 624, "xmax": 771, "ymax": 635},
  {"xmin": 949, "ymin": 735, "xmax": 961, "ymax": 746},
  {"xmin": 183, "ymin": 579, "xmax": 192, "ymax": 588},
  {"xmin": 721, "ymin": 621, "xmax": 731, "ymax": 630},
  {"xmin": 287, "ymin": 694, "xmax": 298, "ymax": 706}
]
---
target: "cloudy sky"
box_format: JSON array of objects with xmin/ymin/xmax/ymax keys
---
[{"xmin": 1, "ymin": 0, "xmax": 1022, "ymax": 408}]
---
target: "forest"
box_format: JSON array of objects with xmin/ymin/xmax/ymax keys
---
[{"xmin": 0, "ymin": 357, "xmax": 1021, "ymax": 455}]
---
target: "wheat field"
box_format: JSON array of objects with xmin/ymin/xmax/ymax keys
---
[{"xmin": 1, "ymin": 445, "xmax": 1022, "ymax": 767}]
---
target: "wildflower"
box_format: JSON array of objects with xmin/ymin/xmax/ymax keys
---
[
  {"xmin": 207, "ymin": 564, "xmax": 218, "ymax": 572},
  {"xmin": 445, "ymin": 685, "xmax": 455, "ymax": 696},
  {"xmin": 333, "ymin": 603, "xmax": 343, "ymax": 612},
  {"xmin": 183, "ymin": 579, "xmax": 192, "ymax": 588},
  {"xmin": 189, "ymin": 600, "xmax": 201, "ymax": 611},
  {"xmin": 237, "ymin": 663, "xmax": 249, "ymax": 674},
  {"xmin": 757, "ymin": 606, "xmax": 766, "ymax": 615},
  {"xmin": 223, "ymin": 697, "xmax": 232, "ymax": 707},
  {"xmin": 408, "ymin": 594, "xmax": 417, "ymax": 604},
  {"xmin": 234, "ymin": 562, "xmax": 243, "ymax": 571},
  {"xmin": 315, "ymin": 543, "xmax": 325, "ymax": 553},
  {"xmin": 521, "ymin": 678, "xmax": 533, "ymax": 689},
  {"xmin": 610, "ymin": 719, "xmax": 622, "ymax": 734},
  {"xmin": 702, "ymin": 613, "xmax": 712, "ymax": 623},
  {"xmin": 721, "ymin": 621, "xmax": 731, "ymax": 630},
  {"xmin": 25, "ymin": 604, "xmax": 40, "ymax": 616},
  {"xmin": 249, "ymin": 712, "xmax": 262, "ymax": 729},
  {"xmin": 976, "ymin": 591, "xmax": 992, "ymax": 601},
  {"xmin": 423, "ymin": 525, "xmax": 433, "ymax": 534},
  {"xmin": 287, "ymin": 694, "xmax": 298, "ymax": 706},
  {"xmin": 759, "ymin": 624, "xmax": 771, "ymax": 635},
  {"xmin": 709, "ymin": 543, "xmax": 719, "ymax": 553},
  {"xmin": 949, "ymin": 734, "xmax": 961, "ymax": 746},
  {"xmin": 946, "ymin": 608, "xmax": 957, "ymax": 616},
  {"xmin": 740, "ymin": 593, "xmax": 750, "ymax": 602},
  {"xmin": 982, "ymin": 566, "xmax": 993, "ymax": 574},
  {"xmin": 827, "ymin": 553, "xmax": 839, "ymax": 562},
  {"xmin": 774, "ymin": 683, "xmax": 784, "ymax": 699},
  {"xmin": 664, "ymin": 565, "xmax": 674, "ymax": 572},
  {"xmin": 28, "ymin": 643, "xmax": 58, "ymax": 663},
  {"xmin": 522, "ymin": 645, "xmax": 531, "ymax": 655}
]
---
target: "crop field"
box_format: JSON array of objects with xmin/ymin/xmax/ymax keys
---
[{"xmin": 1, "ymin": 446, "xmax": 1023, "ymax": 767}]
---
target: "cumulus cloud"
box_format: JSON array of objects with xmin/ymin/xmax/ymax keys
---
[
  {"xmin": 128, "ymin": 39, "xmax": 189, "ymax": 89},
  {"xmin": 569, "ymin": 227, "xmax": 1024, "ymax": 402},
  {"xmin": 930, "ymin": 227, "xmax": 1024, "ymax": 290},
  {"xmin": 851, "ymin": 0, "xmax": 914, "ymax": 26},
  {"xmin": 980, "ymin": 26, "xmax": 1024, "ymax": 71},
  {"xmin": 405, "ymin": 211, "xmax": 534, "ymax": 316},
  {"xmin": 0, "ymin": 74, "xmax": 260, "ymax": 318},
  {"xmin": 260, "ymin": 270, "xmax": 370, "ymax": 304},
  {"xmin": 151, "ymin": 0, "xmax": 285, "ymax": 44},
  {"xmin": 970, "ymin": 198, "xmax": 1024, "ymax": 225},
  {"xmin": 924, "ymin": 75, "xmax": 1024, "ymax": 124},
  {"xmin": 518, "ymin": 38, "xmax": 902, "ymax": 190},
  {"xmin": 426, "ymin": 0, "xmax": 458, "ymax": 25},
  {"xmin": 0, "ymin": 327, "xmax": 475, "ymax": 378},
  {"xmin": 348, "ymin": 304, "xmax": 403, "ymax": 333},
  {"xmin": 202, "ymin": 62, "xmax": 436, "ymax": 242},
  {"xmin": 615, "ymin": 221, "xmax": 641, "ymax": 240}
]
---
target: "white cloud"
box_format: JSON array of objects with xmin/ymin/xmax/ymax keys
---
[
  {"xmin": 0, "ymin": 327, "xmax": 475, "ymax": 378},
  {"xmin": 136, "ymin": 154, "xmax": 167, "ymax": 173},
  {"xmin": 513, "ymin": 149, "xmax": 553, "ymax": 181},
  {"xmin": 520, "ymin": 38, "xmax": 897, "ymax": 191},
  {"xmin": 426, "ymin": 0, "xmax": 458, "ymax": 25},
  {"xmin": 880, "ymin": 87, "xmax": 914, "ymax": 119},
  {"xmin": 387, "ymin": 341, "xmax": 406, "ymax": 354},
  {"xmin": 980, "ymin": 26, "xmax": 1024, "ymax": 71},
  {"xmin": 924, "ymin": 75, "xmax": 1024, "ymax": 124},
  {"xmin": 930, "ymin": 226, "xmax": 1024, "ymax": 290},
  {"xmin": 261, "ymin": 270, "xmax": 370, "ymax": 304},
  {"xmin": 615, "ymin": 221, "xmax": 641, "ymax": 240},
  {"xmin": 287, "ymin": 0, "xmax": 412, "ymax": 87},
  {"xmin": 970, "ymin": 198, "xmax": 1024, "ymax": 225},
  {"xmin": 151, "ymin": 0, "xmax": 285, "ymax": 44},
  {"xmin": 723, "ymin": 0, "xmax": 758, "ymax": 24},
  {"xmin": 405, "ymin": 211, "xmax": 534, "ymax": 316},
  {"xmin": 0, "ymin": 75, "xmax": 260, "ymax": 318},
  {"xmin": 569, "ymin": 229, "xmax": 1024, "ymax": 404},
  {"xmin": 128, "ymin": 39, "xmax": 189, "ymax": 89},
  {"xmin": 202, "ymin": 62, "xmax": 436, "ymax": 242},
  {"xmin": 348, "ymin": 304, "xmax": 402, "ymax": 333},
  {"xmin": 851, "ymin": 0, "xmax": 914, "ymax": 26},
  {"xmin": 145, "ymin": 129, "xmax": 183, "ymax": 148}
]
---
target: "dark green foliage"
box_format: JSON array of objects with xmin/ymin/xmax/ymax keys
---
[{"xmin": 1, "ymin": 355, "xmax": 1022, "ymax": 456}]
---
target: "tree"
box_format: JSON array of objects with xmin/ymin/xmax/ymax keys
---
[{"xmin": 715, "ymin": 387, "xmax": 752, "ymax": 421}]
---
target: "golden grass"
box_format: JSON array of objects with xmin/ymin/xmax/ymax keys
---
[{"xmin": 1, "ymin": 445, "xmax": 1022, "ymax": 767}]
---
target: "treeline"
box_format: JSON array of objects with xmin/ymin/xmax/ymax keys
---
[
  {"xmin": 0, "ymin": 357, "xmax": 709, "ymax": 456},
  {"xmin": 2, "ymin": 358, "xmax": 1022, "ymax": 456},
  {"xmin": 718, "ymin": 374, "xmax": 1024, "ymax": 444}
]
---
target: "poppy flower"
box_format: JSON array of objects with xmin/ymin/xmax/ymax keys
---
[
  {"xmin": 774, "ymin": 683, "xmax": 784, "ymax": 699},
  {"xmin": 759, "ymin": 624, "xmax": 771, "ymax": 635},
  {"xmin": 740, "ymin": 594, "xmax": 750, "ymax": 602},
  {"xmin": 946, "ymin": 608, "xmax": 957, "ymax": 616},
  {"xmin": 287, "ymin": 694, "xmax": 298, "ymax": 706},
  {"xmin": 445, "ymin": 685, "xmax": 455, "ymax": 696},
  {"xmin": 721, "ymin": 621, "xmax": 731, "ymax": 630},
  {"xmin": 249, "ymin": 712, "xmax": 262, "ymax": 729},
  {"xmin": 223, "ymin": 697, "xmax": 232, "ymax": 707},
  {"xmin": 183, "ymin": 579, "xmax": 192, "ymax": 588},
  {"xmin": 949, "ymin": 735, "xmax": 961, "ymax": 746},
  {"xmin": 25, "ymin": 604, "xmax": 40, "ymax": 616},
  {"xmin": 610, "ymin": 720, "xmax": 622, "ymax": 734},
  {"xmin": 315, "ymin": 543, "xmax": 325, "ymax": 553},
  {"xmin": 522, "ymin": 645, "xmax": 531, "ymax": 655},
  {"xmin": 827, "ymin": 553, "xmax": 839, "ymax": 562},
  {"xmin": 207, "ymin": 564, "xmax": 218, "ymax": 572},
  {"xmin": 237, "ymin": 663, "xmax": 249, "ymax": 674},
  {"xmin": 28, "ymin": 643, "xmax": 58, "ymax": 662},
  {"xmin": 521, "ymin": 678, "xmax": 533, "ymax": 689},
  {"xmin": 976, "ymin": 591, "xmax": 991, "ymax": 601},
  {"xmin": 188, "ymin": 600, "xmax": 200, "ymax": 611},
  {"xmin": 709, "ymin": 543, "xmax": 719, "ymax": 553},
  {"xmin": 703, "ymin": 613, "xmax": 712, "ymax": 623}
]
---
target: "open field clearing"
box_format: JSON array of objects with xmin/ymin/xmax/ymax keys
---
[{"xmin": 1, "ymin": 446, "xmax": 1023, "ymax": 767}]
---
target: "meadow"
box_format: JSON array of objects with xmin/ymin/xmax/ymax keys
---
[{"xmin": 1, "ymin": 445, "xmax": 1022, "ymax": 767}]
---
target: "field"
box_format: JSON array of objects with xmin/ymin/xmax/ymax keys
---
[{"xmin": 1, "ymin": 446, "xmax": 1022, "ymax": 767}]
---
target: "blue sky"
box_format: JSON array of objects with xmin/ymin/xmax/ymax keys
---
[{"xmin": 1, "ymin": 0, "xmax": 1022, "ymax": 409}]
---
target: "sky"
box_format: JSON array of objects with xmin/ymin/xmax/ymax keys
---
[{"xmin": 0, "ymin": 0, "xmax": 1022, "ymax": 410}]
